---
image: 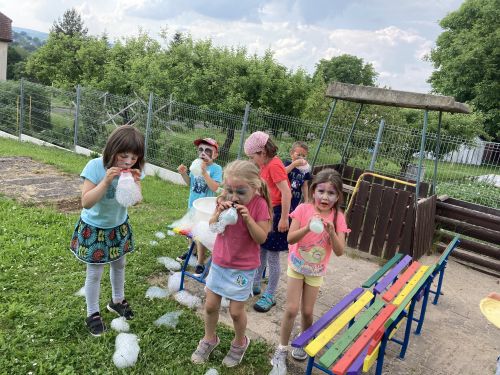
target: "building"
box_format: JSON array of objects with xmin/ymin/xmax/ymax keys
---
[{"xmin": 0, "ymin": 12, "xmax": 13, "ymax": 81}]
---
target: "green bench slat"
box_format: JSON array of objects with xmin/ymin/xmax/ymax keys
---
[
  {"xmin": 319, "ymin": 298, "xmax": 385, "ymax": 368},
  {"xmin": 362, "ymin": 253, "xmax": 403, "ymax": 288},
  {"xmin": 385, "ymin": 264, "xmax": 436, "ymax": 328},
  {"xmin": 437, "ymin": 235, "xmax": 460, "ymax": 266}
]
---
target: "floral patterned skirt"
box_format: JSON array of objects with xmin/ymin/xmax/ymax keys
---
[{"xmin": 70, "ymin": 217, "xmax": 134, "ymax": 264}]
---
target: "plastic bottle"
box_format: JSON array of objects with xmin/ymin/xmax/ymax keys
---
[{"xmin": 210, "ymin": 206, "xmax": 238, "ymax": 233}]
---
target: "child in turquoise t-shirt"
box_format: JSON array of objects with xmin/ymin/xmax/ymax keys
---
[{"xmin": 176, "ymin": 138, "xmax": 222, "ymax": 275}]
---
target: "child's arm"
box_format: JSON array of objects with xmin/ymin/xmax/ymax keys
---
[
  {"xmin": 81, "ymin": 166, "xmax": 121, "ymax": 208},
  {"xmin": 287, "ymin": 217, "xmax": 310, "ymax": 244},
  {"xmin": 177, "ymin": 164, "xmax": 190, "ymax": 186},
  {"xmin": 285, "ymin": 159, "xmax": 307, "ymax": 174},
  {"xmin": 276, "ymin": 180, "xmax": 292, "ymax": 232},
  {"xmin": 235, "ymin": 204, "xmax": 270, "ymax": 244},
  {"xmin": 201, "ymin": 162, "xmax": 220, "ymax": 192},
  {"xmin": 209, "ymin": 199, "xmax": 232, "ymax": 225},
  {"xmin": 301, "ymin": 182, "xmax": 309, "ymax": 203},
  {"xmin": 324, "ymin": 221, "xmax": 345, "ymax": 257}
]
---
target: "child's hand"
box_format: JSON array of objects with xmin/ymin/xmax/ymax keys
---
[
  {"xmin": 200, "ymin": 160, "xmax": 208, "ymax": 175},
  {"xmin": 324, "ymin": 220, "xmax": 336, "ymax": 237},
  {"xmin": 278, "ymin": 217, "xmax": 289, "ymax": 232},
  {"xmin": 105, "ymin": 167, "xmax": 122, "ymax": 184},
  {"xmin": 294, "ymin": 159, "xmax": 307, "ymax": 168},
  {"xmin": 234, "ymin": 204, "xmax": 250, "ymax": 223},
  {"xmin": 177, "ymin": 164, "xmax": 187, "ymax": 174},
  {"xmin": 216, "ymin": 200, "xmax": 233, "ymax": 213}
]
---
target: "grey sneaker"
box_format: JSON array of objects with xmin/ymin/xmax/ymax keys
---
[
  {"xmin": 191, "ymin": 336, "xmax": 220, "ymax": 364},
  {"xmin": 291, "ymin": 346, "xmax": 308, "ymax": 361},
  {"xmin": 269, "ymin": 348, "xmax": 288, "ymax": 375},
  {"xmin": 222, "ymin": 336, "xmax": 250, "ymax": 367}
]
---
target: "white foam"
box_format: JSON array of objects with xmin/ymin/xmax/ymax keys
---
[
  {"xmin": 221, "ymin": 297, "xmax": 230, "ymax": 308},
  {"xmin": 145, "ymin": 286, "xmax": 169, "ymax": 300},
  {"xmin": 153, "ymin": 311, "xmax": 183, "ymax": 328},
  {"xmin": 192, "ymin": 221, "xmax": 216, "ymax": 251},
  {"xmin": 157, "ymin": 257, "xmax": 181, "ymax": 271},
  {"xmin": 149, "ymin": 240, "xmax": 158, "ymax": 246},
  {"xmin": 74, "ymin": 286, "xmax": 85, "ymax": 297},
  {"xmin": 111, "ymin": 317, "xmax": 130, "ymax": 332},
  {"xmin": 112, "ymin": 333, "xmax": 140, "ymax": 369},
  {"xmin": 205, "ymin": 369, "xmax": 219, "ymax": 375},
  {"xmin": 155, "ymin": 231, "xmax": 166, "ymax": 239},
  {"xmin": 174, "ymin": 290, "xmax": 202, "ymax": 309},
  {"xmin": 167, "ymin": 272, "xmax": 182, "ymax": 294}
]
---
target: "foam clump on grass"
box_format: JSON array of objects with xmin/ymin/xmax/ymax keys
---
[
  {"xmin": 157, "ymin": 257, "xmax": 181, "ymax": 271},
  {"xmin": 111, "ymin": 317, "xmax": 130, "ymax": 332},
  {"xmin": 167, "ymin": 272, "xmax": 182, "ymax": 293},
  {"xmin": 112, "ymin": 333, "xmax": 140, "ymax": 369},
  {"xmin": 205, "ymin": 368, "xmax": 219, "ymax": 375},
  {"xmin": 153, "ymin": 311, "xmax": 183, "ymax": 328},
  {"xmin": 174, "ymin": 290, "xmax": 202, "ymax": 309},
  {"xmin": 155, "ymin": 231, "xmax": 166, "ymax": 239},
  {"xmin": 145, "ymin": 286, "xmax": 169, "ymax": 300},
  {"xmin": 74, "ymin": 286, "xmax": 85, "ymax": 297}
]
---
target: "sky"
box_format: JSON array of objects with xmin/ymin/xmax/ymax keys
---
[{"xmin": 1, "ymin": 0, "xmax": 465, "ymax": 93}]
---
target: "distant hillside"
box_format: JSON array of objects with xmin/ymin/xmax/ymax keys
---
[{"xmin": 13, "ymin": 27, "xmax": 48, "ymax": 41}]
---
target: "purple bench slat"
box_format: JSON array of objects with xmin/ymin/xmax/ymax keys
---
[
  {"xmin": 346, "ymin": 346, "xmax": 369, "ymax": 375},
  {"xmin": 291, "ymin": 287, "xmax": 364, "ymax": 348},
  {"xmin": 373, "ymin": 255, "xmax": 412, "ymax": 295}
]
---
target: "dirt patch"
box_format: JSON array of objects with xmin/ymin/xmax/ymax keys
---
[{"xmin": 0, "ymin": 157, "xmax": 82, "ymax": 212}]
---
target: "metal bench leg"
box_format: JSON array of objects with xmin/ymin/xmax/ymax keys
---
[
  {"xmin": 305, "ymin": 356, "xmax": 315, "ymax": 375},
  {"xmin": 415, "ymin": 282, "xmax": 431, "ymax": 335},
  {"xmin": 400, "ymin": 298, "xmax": 417, "ymax": 359},
  {"xmin": 179, "ymin": 240, "xmax": 196, "ymax": 291},
  {"xmin": 432, "ymin": 263, "xmax": 446, "ymax": 305}
]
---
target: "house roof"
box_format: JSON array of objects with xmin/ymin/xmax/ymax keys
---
[{"xmin": 0, "ymin": 12, "xmax": 13, "ymax": 43}]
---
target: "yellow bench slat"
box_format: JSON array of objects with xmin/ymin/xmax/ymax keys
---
[
  {"xmin": 393, "ymin": 266, "xmax": 429, "ymax": 306},
  {"xmin": 304, "ymin": 290, "xmax": 374, "ymax": 357}
]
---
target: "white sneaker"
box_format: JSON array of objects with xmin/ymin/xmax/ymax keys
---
[
  {"xmin": 291, "ymin": 346, "xmax": 308, "ymax": 361},
  {"xmin": 269, "ymin": 348, "xmax": 287, "ymax": 375}
]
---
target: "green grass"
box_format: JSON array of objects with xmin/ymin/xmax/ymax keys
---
[{"xmin": 0, "ymin": 137, "xmax": 271, "ymax": 374}]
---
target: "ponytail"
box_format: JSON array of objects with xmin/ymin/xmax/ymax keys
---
[{"xmin": 259, "ymin": 178, "xmax": 273, "ymax": 219}]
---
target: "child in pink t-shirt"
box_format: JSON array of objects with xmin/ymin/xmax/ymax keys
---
[
  {"xmin": 191, "ymin": 160, "xmax": 272, "ymax": 368},
  {"xmin": 269, "ymin": 168, "xmax": 350, "ymax": 374}
]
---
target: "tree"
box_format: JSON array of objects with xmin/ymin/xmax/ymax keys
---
[
  {"xmin": 51, "ymin": 8, "xmax": 88, "ymax": 36},
  {"xmin": 313, "ymin": 54, "xmax": 378, "ymax": 86},
  {"xmin": 428, "ymin": 0, "xmax": 500, "ymax": 141}
]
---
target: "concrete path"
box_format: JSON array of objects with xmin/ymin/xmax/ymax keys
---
[{"xmin": 183, "ymin": 248, "xmax": 500, "ymax": 374}]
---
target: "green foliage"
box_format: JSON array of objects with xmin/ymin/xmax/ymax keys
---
[
  {"xmin": 428, "ymin": 0, "xmax": 500, "ymax": 141},
  {"xmin": 51, "ymin": 8, "xmax": 88, "ymax": 36},
  {"xmin": 313, "ymin": 54, "xmax": 378, "ymax": 86}
]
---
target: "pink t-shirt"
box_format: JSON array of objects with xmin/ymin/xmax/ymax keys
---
[
  {"xmin": 288, "ymin": 203, "xmax": 350, "ymax": 276},
  {"xmin": 212, "ymin": 195, "xmax": 271, "ymax": 270},
  {"xmin": 260, "ymin": 157, "xmax": 290, "ymax": 207}
]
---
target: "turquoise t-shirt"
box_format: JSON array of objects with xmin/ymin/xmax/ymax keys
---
[
  {"xmin": 188, "ymin": 162, "xmax": 223, "ymax": 208},
  {"xmin": 80, "ymin": 157, "xmax": 127, "ymax": 228}
]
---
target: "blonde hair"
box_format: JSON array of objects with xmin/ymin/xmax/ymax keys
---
[{"xmin": 223, "ymin": 160, "xmax": 273, "ymax": 218}]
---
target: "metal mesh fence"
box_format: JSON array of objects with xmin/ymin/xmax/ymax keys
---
[{"xmin": 1, "ymin": 79, "xmax": 498, "ymax": 208}]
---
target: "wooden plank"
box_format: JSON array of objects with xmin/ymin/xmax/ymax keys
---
[
  {"xmin": 382, "ymin": 261, "xmax": 421, "ymax": 302},
  {"xmin": 399, "ymin": 195, "xmax": 415, "ymax": 256},
  {"xmin": 292, "ymin": 288, "xmax": 364, "ymax": 348},
  {"xmin": 438, "ymin": 231, "xmax": 499, "ymax": 260},
  {"xmin": 373, "ymin": 255, "xmax": 412, "ymax": 294},
  {"xmin": 385, "ymin": 190, "xmax": 411, "ymax": 257},
  {"xmin": 436, "ymin": 201, "xmax": 500, "ymax": 231},
  {"xmin": 371, "ymin": 188, "xmax": 397, "ymax": 256},
  {"xmin": 444, "ymin": 197, "xmax": 500, "ymax": 217},
  {"xmin": 347, "ymin": 346, "xmax": 368, "ymax": 375},
  {"xmin": 387, "ymin": 265, "xmax": 436, "ymax": 327},
  {"xmin": 305, "ymin": 291, "xmax": 374, "ymax": 357},
  {"xmin": 347, "ymin": 181, "xmax": 370, "ymax": 248},
  {"xmin": 393, "ymin": 266, "xmax": 430, "ymax": 306},
  {"xmin": 437, "ymin": 236, "xmax": 460, "ymax": 266},
  {"xmin": 359, "ymin": 184, "xmax": 384, "ymax": 252},
  {"xmin": 361, "ymin": 253, "xmax": 404, "ymax": 288},
  {"xmin": 436, "ymin": 216, "xmax": 500, "ymax": 244},
  {"xmin": 319, "ymin": 299, "xmax": 385, "ymax": 368},
  {"xmin": 352, "ymin": 167, "xmax": 363, "ymax": 185},
  {"xmin": 330, "ymin": 304, "xmax": 397, "ymax": 375},
  {"xmin": 343, "ymin": 165, "xmax": 355, "ymax": 184}
]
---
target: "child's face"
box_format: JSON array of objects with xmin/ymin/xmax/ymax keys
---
[
  {"xmin": 197, "ymin": 143, "xmax": 217, "ymax": 163},
  {"xmin": 291, "ymin": 146, "xmax": 308, "ymax": 161},
  {"xmin": 313, "ymin": 182, "xmax": 338, "ymax": 212},
  {"xmin": 224, "ymin": 177, "xmax": 255, "ymax": 205},
  {"xmin": 115, "ymin": 152, "xmax": 139, "ymax": 169},
  {"xmin": 248, "ymin": 151, "xmax": 266, "ymax": 167}
]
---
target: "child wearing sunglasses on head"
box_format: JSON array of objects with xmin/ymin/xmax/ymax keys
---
[{"xmin": 176, "ymin": 138, "xmax": 223, "ymax": 275}]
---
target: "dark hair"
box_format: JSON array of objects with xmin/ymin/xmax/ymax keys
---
[
  {"xmin": 290, "ymin": 141, "xmax": 309, "ymax": 153},
  {"xmin": 309, "ymin": 168, "xmax": 344, "ymax": 225},
  {"xmin": 263, "ymin": 137, "xmax": 278, "ymax": 158},
  {"xmin": 102, "ymin": 125, "xmax": 145, "ymax": 170}
]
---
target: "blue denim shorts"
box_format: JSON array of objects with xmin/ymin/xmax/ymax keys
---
[{"xmin": 206, "ymin": 263, "xmax": 257, "ymax": 302}]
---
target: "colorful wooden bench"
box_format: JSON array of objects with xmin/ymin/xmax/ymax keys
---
[{"xmin": 429, "ymin": 235, "xmax": 460, "ymax": 305}]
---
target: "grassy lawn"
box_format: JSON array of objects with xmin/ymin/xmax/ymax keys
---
[{"xmin": 0, "ymin": 137, "xmax": 271, "ymax": 374}]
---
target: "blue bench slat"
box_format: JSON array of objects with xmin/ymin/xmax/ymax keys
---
[
  {"xmin": 291, "ymin": 287, "xmax": 364, "ymax": 348},
  {"xmin": 373, "ymin": 255, "xmax": 412, "ymax": 294}
]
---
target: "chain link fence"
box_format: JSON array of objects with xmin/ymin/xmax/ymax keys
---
[{"xmin": 0, "ymin": 79, "xmax": 498, "ymax": 208}]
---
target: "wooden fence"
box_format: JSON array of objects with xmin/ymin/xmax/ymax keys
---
[{"xmin": 435, "ymin": 196, "xmax": 500, "ymax": 276}]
